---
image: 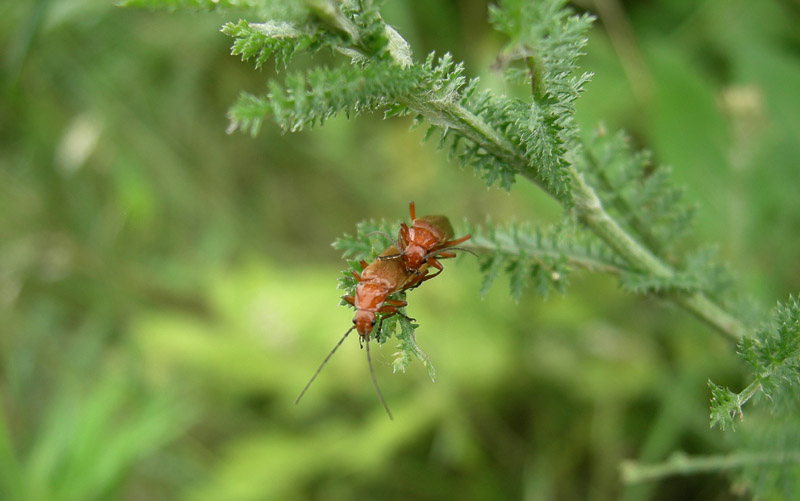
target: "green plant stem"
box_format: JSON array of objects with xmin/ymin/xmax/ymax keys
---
[
  {"xmin": 737, "ymin": 380, "xmax": 763, "ymax": 407},
  {"xmin": 569, "ymin": 171, "xmax": 747, "ymax": 341},
  {"xmin": 402, "ymin": 94, "xmax": 536, "ymax": 184},
  {"xmin": 583, "ymin": 145, "xmax": 664, "ymax": 253},
  {"xmin": 620, "ymin": 450, "xmax": 800, "ymax": 484}
]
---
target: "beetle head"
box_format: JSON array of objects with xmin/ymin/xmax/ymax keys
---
[
  {"xmin": 404, "ymin": 244, "xmax": 426, "ymax": 270},
  {"xmin": 353, "ymin": 310, "xmax": 377, "ymax": 337}
]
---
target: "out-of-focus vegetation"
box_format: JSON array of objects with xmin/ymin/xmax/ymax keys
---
[{"xmin": 2, "ymin": 0, "xmax": 799, "ymax": 499}]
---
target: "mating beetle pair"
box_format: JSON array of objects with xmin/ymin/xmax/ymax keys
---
[{"xmin": 295, "ymin": 202, "xmax": 471, "ymax": 419}]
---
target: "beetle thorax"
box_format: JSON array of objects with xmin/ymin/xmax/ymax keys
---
[{"xmin": 355, "ymin": 281, "xmax": 390, "ymax": 311}]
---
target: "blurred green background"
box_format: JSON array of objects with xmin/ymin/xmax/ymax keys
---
[{"xmin": 2, "ymin": 0, "xmax": 799, "ymax": 499}]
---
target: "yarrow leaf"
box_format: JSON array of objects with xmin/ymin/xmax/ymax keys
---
[
  {"xmin": 227, "ymin": 62, "xmax": 424, "ymax": 135},
  {"xmin": 467, "ymin": 218, "xmax": 625, "ymax": 300},
  {"xmin": 580, "ymin": 128, "xmax": 696, "ymax": 257},
  {"xmin": 709, "ymin": 296, "xmax": 800, "ymax": 429}
]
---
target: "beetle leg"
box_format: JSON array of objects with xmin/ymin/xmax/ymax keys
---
[
  {"xmin": 380, "ymin": 308, "xmax": 416, "ymax": 323},
  {"xmin": 396, "ymin": 310, "xmax": 416, "ymax": 323},
  {"xmin": 373, "ymin": 305, "xmax": 400, "ymax": 343},
  {"xmin": 404, "ymin": 269, "xmax": 431, "ymax": 290},
  {"xmin": 409, "ymin": 259, "xmax": 443, "ymax": 284},
  {"xmin": 373, "ymin": 308, "xmax": 417, "ymax": 341},
  {"xmin": 428, "ymin": 257, "xmax": 445, "ymax": 272},
  {"xmin": 408, "ymin": 201, "xmax": 416, "ymax": 221},
  {"xmin": 343, "ymin": 295, "xmax": 355, "ymax": 306},
  {"xmin": 351, "ymin": 270, "xmax": 362, "ymax": 282},
  {"xmin": 416, "ymin": 268, "xmax": 442, "ymax": 283}
]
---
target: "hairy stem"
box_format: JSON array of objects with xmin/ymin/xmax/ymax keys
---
[
  {"xmin": 402, "ymin": 94, "xmax": 536, "ymax": 183},
  {"xmin": 582, "ymin": 144, "xmax": 664, "ymax": 254},
  {"xmin": 620, "ymin": 450, "xmax": 800, "ymax": 484},
  {"xmin": 569, "ymin": 171, "xmax": 746, "ymax": 341}
]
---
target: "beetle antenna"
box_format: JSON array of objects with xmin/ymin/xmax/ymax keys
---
[
  {"xmin": 295, "ymin": 326, "xmax": 355, "ymax": 405},
  {"xmin": 365, "ymin": 231, "xmax": 404, "ymax": 260},
  {"xmin": 424, "ymin": 246, "xmax": 479, "ymax": 259},
  {"xmin": 365, "ymin": 333, "xmax": 394, "ymax": 420},
  {"xmin": 364, "ymin": 230, "xmax": 397, "ymax": 244}
]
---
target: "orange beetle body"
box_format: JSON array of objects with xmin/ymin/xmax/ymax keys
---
[
  {"xmin": 344, "ymin": 245, "xmax": 431, "ymax": 338},
  {"xmin": 395, "ymin": 201, "xmax": 471, "ymax": 278}
]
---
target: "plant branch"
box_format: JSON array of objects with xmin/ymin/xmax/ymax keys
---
[
  {"xmin": 402, "ymin": 87, "xmax": 748, "ymax": 341},
  {"xmin": 620, "ymin": 450, "xmax": 800, "ymax": 484},
  {"xmin": 573, "ymin": 169, "xmax": 746, "ymax": 340},
  {"xmin": 223, "ymin": 5, "xmax": 751, "ymax": 342},
  {"xmin": 582, "ymin": 142, "xmax": 665, "ymax": 254},
  {"xmin": 402, "ymin": 94, "xmax": 539, "ymax": 186},
  {"xmin": 340, "ymin": 18, "xmax": 746, "ymax": 340}
]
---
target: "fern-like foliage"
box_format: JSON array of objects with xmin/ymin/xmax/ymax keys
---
[
  {"xmin": 730, "ymin": 410, "xmax": 800, "ymax": 499},
  {"xmin": 121, "ymin": 0, "xmax": 302, "ymax": 17},
  {"xmin": 132, "ymin": 0, "xmax": 749, "ymax": 339},
  {"xmin": 228, "ymin": 62, "xmax": 424, "ymax": 134},
  {"xmin": 213, "ymin": 0, "xmax": 739, "ymax": 327},
  {"xmin": 466, "ymin": 218, "xmax": 626, "ymax": 301},
  {"xmin": 331, "ymin": 220, "xmax": 435, "ymax": 380},
  {"xmin": 213, "ymin": 0, "xmax": 594, "ymax": 197},
  {"xmin": 393, "ymin": 315, "xmax": 435, "ymax": 382},
  {"xmin": 406, "ymin": 0, "xmax": 594, "ymax": 197},
  {"xmin": 405, "ymin": 53, "xmax": 521, "ymax": 190},
  {"xmin": 222, "ymin": 20, "xmax": 316, "ymax": 69},
  {"xmin": 489, "ymin": 0, "xmax": 594, "ymax": 200},
  {"xmin": 620, "ymin": 246, "xmax": 733, "ymax": 296},
  {"xmin": 580, "ymin": 128, "xmax": 695, "ymax": 258},
  {"xmin": 708, "ymin": 380, "xmax": 749, "ymax": 432},
  {"xmin": 466, "ymin": 216, "xmax": 734, "ymax": 302},
  {"xmin": 710, "ymin": 296, "xmax": 800, "ymax": 431},
  {"xmin": 489, "ymin": 0, "xmax": 592, "ymax": 102},
  {"xmin": 576, "ymin": 128, "xmax": 738, "ymax": 301}
]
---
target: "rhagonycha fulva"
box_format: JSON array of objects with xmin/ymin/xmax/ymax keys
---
[
  {"xmin": 295, "ymin": 245, "xmax": 434, "ymax": 419},
  {"xmin": 383, "ymin": 201, "xmax": 473, "ymax": 279}
]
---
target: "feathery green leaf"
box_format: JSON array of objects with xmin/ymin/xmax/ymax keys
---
[
  {"xmin": 468, "ymin": 219, "xmax": 623, "ymax": 300},
  {"xmin": 228, "ymin": 62, "xmax": 424, "ymax": 135},
  {"xmin": 581, "ymin": 128, "xmax": 696, "ymax": 256},
  {"xmin": 710, "ymin": 296, "xmax": 800, "ymax": 429},
  {"xmin": 222, "ymin": 20, "xmax": 312, "ymax": 69}
]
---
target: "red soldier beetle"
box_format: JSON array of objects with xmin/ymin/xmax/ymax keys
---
[
  {"xmin": 295, "ymin": 245, "xmax": 434, "ymax": 419},
  {"xmin": 380, "ymin": 201, "xmax": 473, "ymax": 280}
]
